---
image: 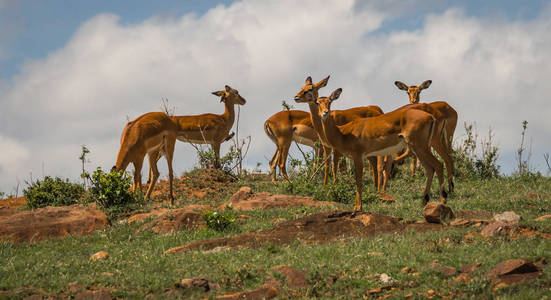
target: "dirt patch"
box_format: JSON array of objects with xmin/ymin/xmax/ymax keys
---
[
  {"xmin": 0, "ymin": 204, "xmax": 108, "ymax": 243},
  {"xmin": 0, "ymin": 196, "xmax": 26, "ymax": 216},
  {"xmin": 166, "ymin": 210, "xmax": 442, "ymax": 253},
  {"xmin": 151, "ymin": 169, "xmax": 238, "ymax": 203},
  {"xmin": 218, "ymin": 186, "xmax": 334, "ymax": 210}
]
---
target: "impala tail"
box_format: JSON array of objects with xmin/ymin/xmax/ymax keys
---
[{"xmin": 264, "ymin": 120, "xmax": 278, "ymax": 144}]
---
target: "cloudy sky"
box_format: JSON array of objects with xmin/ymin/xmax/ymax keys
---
[{"xmin": 1, "ymin": 0, "xmax": 550, "ymax": 194}]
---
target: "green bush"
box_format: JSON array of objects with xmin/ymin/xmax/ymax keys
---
[
  {"xmin": 24, "ymin": 176, "xmax": 85, "ymax": 209},
  {"xmin": 87, "ymin": 167, "xmax": 137, "ymax": 208},
  {"xmin": 203, "ymin": 209, "xmax": 236, "ymax": 231}
]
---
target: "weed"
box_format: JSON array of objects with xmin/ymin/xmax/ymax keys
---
[
  {"xmin": 453, "ymin": 122, "xmax": 500, "ymax": 179},
  {"xmin": 203, "ymin": 209, "xmax": 236, "ymax": 231},
  {"xmin": 23, "ymin": 176, "xmax": 85, "ymax": 209}
]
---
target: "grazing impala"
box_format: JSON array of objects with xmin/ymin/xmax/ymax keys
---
[
  {"xmin": 265, "ymin": 105, "xmax": 383, "ymax": 184},
  {"xmin": 113, "ymin": 112, "xmax": 179, "ymax": 205},
  {"xmin": 293, "ymin": 76, "xmax": 384, "ymax": 193},
  {"xmin": 395, "ymin": 80, "xmax": 458, "ymax": 192},
  {"xmin": 297, "ymin": 84, "xmax": 447, "ymax": 211},
  {"xmin": 171, "ymin": 85, "xmax": 246, "ymax": 168}
]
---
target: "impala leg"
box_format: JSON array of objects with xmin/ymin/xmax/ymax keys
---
[
  {"xmin": 211, "ymin": 143, "xmax": 221, "ymax": 169},
  {"xmin": 381, "ymin": 156, "xmax": 393, "ymax": 192},
  {"xmin": 367, "ymin": 156, "xmax": 378, "ymax": 190},
  {"xmin": 164, "ymin": 137, "xmax": 176, "ymax": 205},
  {"xmin": 415, "ymin": 145, "xmax": 446, "ymax": 205},
  {"xmin": 269, "ymin": 148, "xmax": 279, "ymax": 182},
  {"xmin": 132, "ymin": 160, "xmax": 143, "ymax": 192},
  {"xmin": 323, "ymin": 146, "xmax": 331, "ymax": 186},
  {"xmin": 432, "ymin": 139, "xmax": 455, "ymax": 194},
  {"xmin": 353, "ymin": 156, "xmax": 364, "ymax": 211},
  {"xmin": 332, "ymin": 151, "xmax": 342, "ymax": 181},
  {"xmin": 144, "ymin": 153, "xmax": 160, "ymax": 201},
  {"xmin": 411, "ymin": 156, "xmax": 417, "ymax": 178},
  {"xmin": 279, "ymin": 139, "xmax": 291, "ymax": 181}
]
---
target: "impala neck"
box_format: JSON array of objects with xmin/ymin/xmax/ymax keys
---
[
  {"xmin": 222, "ymin": 101, "xmax": 236, "ymax": 129},
  {"xmin": 319, "ymin": 112, "xmax": 345, "ymax": 152},
  {"xmin": 306, "ymin": 101, "xmax": 329, "ymax": 145}
]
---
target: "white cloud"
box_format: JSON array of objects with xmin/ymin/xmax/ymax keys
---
[{"xmin": 1, "ymin": 0, "xmax": 550, "ymax": 191}]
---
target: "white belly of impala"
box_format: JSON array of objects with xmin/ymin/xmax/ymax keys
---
[
  {"xmin": 176, "ymin": 136, "xmax": 210, "ymax": 144},
  {"xmin": 292, "ymin": 134, "xmax": 316, "ymax": 147},
  {"xmin": 364, "ymin": 140, "xmax": 406, "ymax": 157}
]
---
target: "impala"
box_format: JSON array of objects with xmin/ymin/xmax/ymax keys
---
[
  {"xmin": 395, "ymin": 80, "xmax": 458, "ymax": 192},
  {"xmin": 297, "ymin": 84, "xmax": 447, "ymax": 211},
  {"xmin": 265, "ymin": 105, "xmax": 383, "ymax": 184},
  {"xmin": 113, "ymin": 111, "xmax": 179, "ymax": 205},
  {"xmin": 171, "ymin": 85, "xmax": 246, "ymax": 168},
  {"xmin": 293, "ymin": 76, "xmax": 383, "ymax": 191}
]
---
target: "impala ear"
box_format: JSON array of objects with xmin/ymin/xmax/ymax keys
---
[
  {"xmin": 305, "ymin": 76, "xmax": 312, "ymax": 85},
  {"xmin": 330, "ymin": 88, "xmax": 342, "ymax": 101},
  {"xmin": 316, "ymin": 75, "xmax": 330, "ymax": 88},
  {"xmin": 212, "ymin": 90, "xmax": 225, "ymax": 97},
  {"xmin": 225, "ymin": 85, "xmax": 232, "ymax": 93},
  {"xmin": 394, "ymin": 81, "xmax": 408, "ymax": 91},
  {"xmin": 419, "ymin": 80, "xmax": 432, "ymax": 90}
]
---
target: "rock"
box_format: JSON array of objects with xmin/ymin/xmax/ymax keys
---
[
  {"xmin": 0, "ymin": 196, "xmax": 26, "ymax": 216},
  {"xmin": 535, "ymin": 214, "xmax": 551, "ymax": 221},
  {"xmin": 215, "ymin": 278, "xmax": 280, "ymax": 300},
  {"xmin": 493, "ymin": 211, "xmax": 521, "ymax": 224},
  {"xmin": 180, "ymin": 277, "xmax": 219, "ymax": 292},
  {"xmin": 453, "ymin": 273, "xmax": 472, "ymax": 283},
  {"xmin": 365, "ymin": 285, "xmax": 392, "ymax": 296},
  {"xmin": 485, "ymin": 259, "xmax": 541, "ymax": 278},
  {"xmin": 0, "ymin": 204, "xmax": 108, "ymax": 243},
  {"xmin": 271, "ymin": 265, "xmax": 309, "ymax": 289},
  {"xmin": 480, "ymin": 221, "xmax": 518, "ymax": 237},
  {"xmin": 141, "ymin": 209, "xmax": 205, "ymax": 234},
  {"xmin": 90, "ymin": 251, "xmax": 109, "ymax": 261},
  {"xmin": 127, "ymin": 208, "xmax": 169, "ymax": 223},
  {"xmin": 379, "ymin": 273, "xmax": 394, "ymax": 283},
  {"xmin": 427, "ymin": 262, "xmax": 457, "ymax": 276},
  {"xmin": 423, "ymin": 203, "xmax": 454, "ymax": 224},
  {"xmin": 460, "ymin": 262, "xmax": 481, "ymax": 274},
  {"xmin": 67, "ymin": 282, "xmax": 84, "ymax": 294},
  {"xmin": 218, "ymin": 188, "xmax": 334, "ymax": 211}
]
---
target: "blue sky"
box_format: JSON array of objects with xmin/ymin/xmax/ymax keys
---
[{"xmin": 0, "ymin": 0, "xmax": 550, "ymax": 193}]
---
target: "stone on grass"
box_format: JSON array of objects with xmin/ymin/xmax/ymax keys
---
[
  {"xmin": 180, "ymin": 278, "xmax": 219, "ymax": 292},
  {"xmin": 484, "ymin": 259, "xmax": 542, "ymax": 286},
  {"xmin": 480, "ymin": 221, "xmax": 518, "ymax": 237},
  {"xmin": 90, "ymin": 251, "xmax": 109, "ymax": 261},
  {"xmin": 74, "ymin": 288, "xmax": 112, "ymax": 300},
  {"xmin": 453, "ymin": 273, "xmax": 473, "ymax": 283},
  {"xmin": 215, "ymin": 278, "xmax": 280, "ymax": 300},
  {"xmin": 460, "ymin": 262, "xmax": 481, "ymax": 274},
  {"xmin": 423, "ymin": 203, "xmax": 454, "ymax": 224},
  {"xmin": 218, "ymin": 187, "xmax": 333, "ymax": 211},
  {"xmin": 0, "ymin": 204, "xmax": 108, "ymax": 243},
  {"xmin": 493, "ymin": 211, "xmax": 521, "ymax": 224},
  {"xmin": 426, "ymin": 262, "xmax": 457, "ymax": 276}
]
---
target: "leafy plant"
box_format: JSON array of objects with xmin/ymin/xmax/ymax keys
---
[
  {"xmin": 24, "ymin": 176, "xmax": 85, "ymax": 209},
  {"xmin": 453, "ymin": 122, "xmax": 500, "ymax": 179},
  {"xmin": 203, "ymin": 209, "xmax": 236, "ymax": 231},
  {"xmin": 79, "ymin": 145, "xmax": 90, "ymax": 187},
  {"xmin": 86, "ymin": 167, "xmax": 137, "ymax": 208}
]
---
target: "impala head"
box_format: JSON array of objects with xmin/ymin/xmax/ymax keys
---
[
  {"xmin": 394, "ymin": 80, "xmax": 432, "ymax": 104},
  {"xmin": 316, "ymin": 88, "xmax": 343, "ymax": 120},
  {"xmin": 212, "ymin": 85, "xmax": 247, "ymax": 106},
  {"xmin": 293, "ymin": 75, "xmax": 330, "ymax": 103}
]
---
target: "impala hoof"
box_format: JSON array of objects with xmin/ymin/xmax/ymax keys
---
[{"xmin": 423, "ymin": 194, "xmax": 429, "ymax": 206}]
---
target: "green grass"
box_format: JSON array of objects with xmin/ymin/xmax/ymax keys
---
[{"xmin": 1, "ymin": 166, "xmax": 550, "ymax": 299}]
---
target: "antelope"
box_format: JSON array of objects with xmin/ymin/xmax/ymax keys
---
[
  {"xmin": 171, "ymin": 85, "xmax": 246, "ymax": 168},
  {"xmin": 113, "ymin": 111, "xmax": 179, "ymax": 205},
  {"xmin": 264, "ymin": 105, "xmax": 383, "ymax": 184},
  {"xmin": 293, "ymin": 76, "xmax": 383, "ymax": 192},
  {"xmin": 395, "ymin": 80, "xmax": 458, "ymax": 192},
  {"xmin": 296, "ymin": 83, "xmax": 447, "ymax": 211}
]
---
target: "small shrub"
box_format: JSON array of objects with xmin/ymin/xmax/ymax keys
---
[
  {"xmin": 203, "ymin": 209, "xmax": 236, "ymax": 231},
  {"xmin": 453, "ymin": 122, "xmax": 500, "ymax": 179},
  {"xmin": 24, "ymin": 176, "xmax": 85, "ymax": 209},
  {"xmin": 86, "ymin": 167, "xmax": 137, "ymax": 208}
]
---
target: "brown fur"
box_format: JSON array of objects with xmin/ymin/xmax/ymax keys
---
[{"xmin": 114, "ymin": 112, "xmax": 179, "ymax": 204}]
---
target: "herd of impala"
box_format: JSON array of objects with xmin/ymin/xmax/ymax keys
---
[{"xmin": 113, "ymin": 76, "xmax": 457, "ymax": 212}]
